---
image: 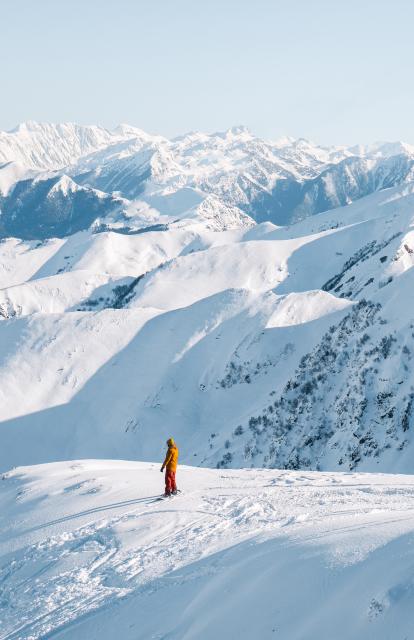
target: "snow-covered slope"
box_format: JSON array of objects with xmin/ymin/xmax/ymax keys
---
[
  {"xmin": 1, "ymin": 123, "xmax": 414, "ymax": 475},
  {"xmin": 0, "ymin": 237, "xmax": 64, "ymax": 288},
  {"xmin": 0, "ymin": 181, "xmax": 414, "ymax": 474},
  {"xmin": 2, "ymin": 461, "xmax": 414, "ymax": 639},
  {"xmin": 0, "ymin": 174, "xmax": 127, "ymax": 239},
  {"xmin": 0, "ymin": 161, "xmax": 31, "ymax": 196}
]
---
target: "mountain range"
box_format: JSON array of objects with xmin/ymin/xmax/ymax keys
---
[
  {"xmin": 2, "ymin": 121, "xmax": 414, "ymax": 239},
  {"xmin": 1, "ymin": 122, "xmax": 414, "ymax": 475}
]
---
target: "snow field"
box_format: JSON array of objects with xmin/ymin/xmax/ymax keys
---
[{"xmin": 1, "ymin": 461, "xmax": 414, "ymax": 639}]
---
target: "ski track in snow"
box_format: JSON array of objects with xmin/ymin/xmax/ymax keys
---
[{"xmin": 1, "ymin": 461, "xmax": 414, "ymax": 639}]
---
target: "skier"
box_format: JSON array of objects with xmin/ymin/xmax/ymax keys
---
[{"xmin": 160, "ymin": 437, "xmax": 179, "ymax": 496}]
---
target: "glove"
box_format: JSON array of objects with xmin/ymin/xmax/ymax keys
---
[{"xmin": 160, "ymin": 467, "xmax": 164, "ymax": 472}]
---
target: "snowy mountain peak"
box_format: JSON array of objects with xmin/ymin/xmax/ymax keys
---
[
  {"xmin": 8, "ymin": 120, "xmax": 36, "ymax": 134},
  {"xmin": 349, "ymin": 140, "xmax": 414, "ymax": 159},
  {"xmin": 274, "ymin": 135, "xmax": 297, "ymax": 147},
  {"xmin": 112, "ymin": 123, "xmax": 167, "ymax": 145},
  {"xmin": 0, "ymin": 121, "xmax": 134, "ymax": 171},
  {"xmin": 113, "ymin": 123, "xmax": 148, "ymax": 136},
  {"xmin": 213, "ymin": 124, "xmax": 253, "ymax": 140},
  {"xmin": 228, "ymin": 124, "xmax": 251, "ymax": 136},
  {"xmin": 47, "ymin": 174, "xmax": 83, "ymax": 197}
]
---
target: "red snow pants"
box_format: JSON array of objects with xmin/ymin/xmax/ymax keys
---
[{"xmin": 165, "ymin": 469, "xmax": 177, "ymax": 494}]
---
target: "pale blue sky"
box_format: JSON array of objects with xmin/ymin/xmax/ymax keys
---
[{"xmin": 2, "ymin": 0, "xmax": 414, "ymax": 144}]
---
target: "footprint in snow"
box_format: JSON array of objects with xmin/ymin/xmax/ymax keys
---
[
  {"xmin": 16, "ymin": 488, "xmax": 29, "ymax": 501},
  {"xmin": 63, "ymin": 480, "xmax": 94, "ymax": 493},
  {"xmin": 81, "ymin": 485, "xmax": 102, "ymax": 495},
  {"xmin": 282, "ymin": 513, "xmax": 309, "ymax": 527}
]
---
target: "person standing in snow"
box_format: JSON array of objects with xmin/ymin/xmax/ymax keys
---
[{"xmin": 160, "ymin": 438, "xmax": 179, "ymax": 496}]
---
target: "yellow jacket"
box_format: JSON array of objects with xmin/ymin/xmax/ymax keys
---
[{"xmin": 162, "ymin": 441, "xmax": 179, "ymax": 472}]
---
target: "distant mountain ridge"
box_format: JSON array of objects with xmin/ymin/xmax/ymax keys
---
[{"xmin": 1, "ymin": 121, "xmax": 414, "ymax": 238}]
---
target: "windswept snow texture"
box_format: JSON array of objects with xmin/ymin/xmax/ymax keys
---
[{"xmin": 1, "ymin": 461, "xmax": 414, "ymax": 639}]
